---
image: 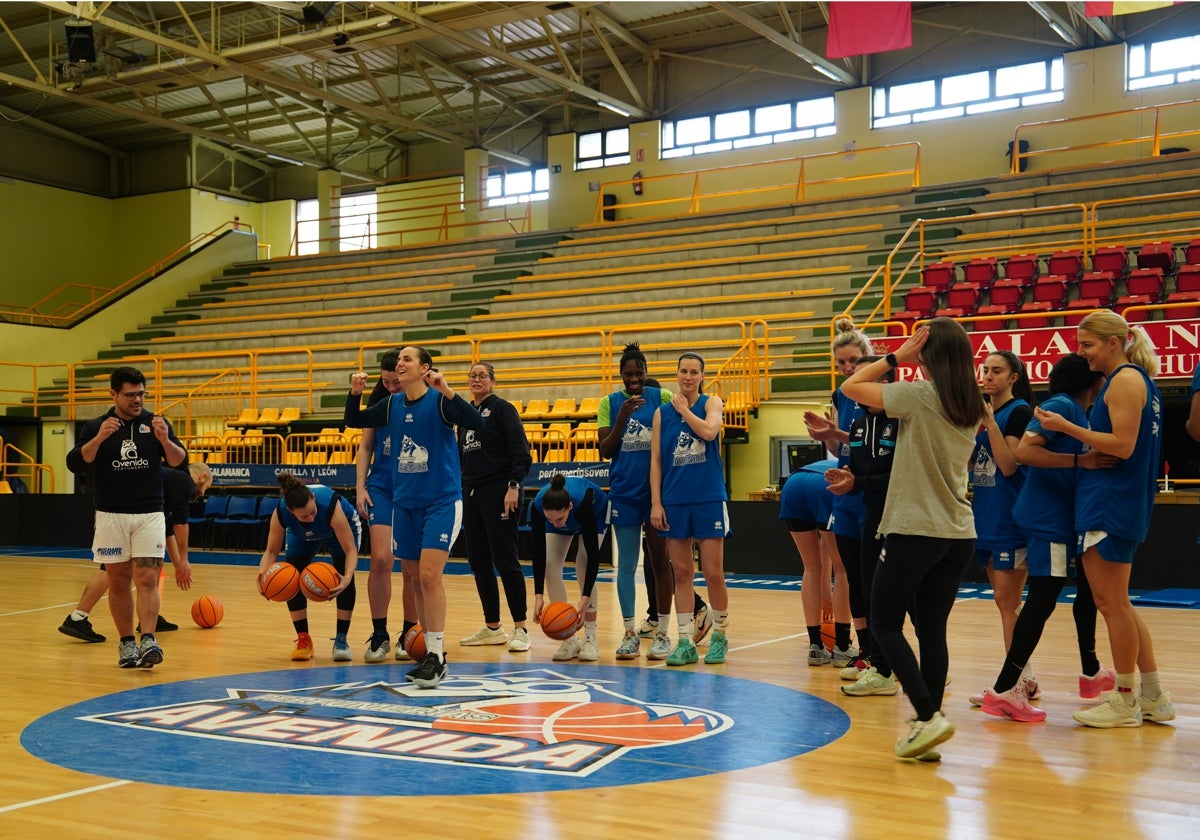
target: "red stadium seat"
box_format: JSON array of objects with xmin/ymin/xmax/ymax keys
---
[
  {"xmin": 1077, "ymin": 271, "xmax": 1116, "ymax": 307},
  {"xmin": 962, "ymin": 257, "xmax": 999, "ymax": 288},
  {"xmin": 1092, "ymin": 245, "xmax": 1129, "ymax": 277},
  {"xmin": 920, "ymin": 261, "xmax": 958, "ymax": 292},
  {"xmin": 1004, "ymin": 253, "xmax": 1041, "ymax": 284},
  {"xmin": 1046, "ymin": 249, "xmax": 1084, "ymax": 283}
]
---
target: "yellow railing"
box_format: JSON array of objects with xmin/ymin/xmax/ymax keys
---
[
  {"xmin": 1011, "ymin": 99, "xmax": 1200, "ymax": 175},
  {"xmin": 591, "ymin": 142, "xmax": 921, "ymax": 225},
  {"xmin": 0, "ymin": 220, "xmax": 251, "ymax": 327},
  {"xmin": 0, "ymin": 439, "xmax": 54, "ymax": 493}
]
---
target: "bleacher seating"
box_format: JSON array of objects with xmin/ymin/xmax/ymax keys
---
[
  {"xmin": 962, "ymin": 257, "xmax": 999, "ymax": 289},
  {"xmin": 544, "ymin": 398, "xmax": 577, "ymax": 420},
  {"xmin": 1164, "ymin": 264, "xmax": 1200, "ymax": 316},
  {"xmin": 987, "ymin": 278, "xmax": 1026, "ymax": 312},
  {"xmin": 1092, "ymin": 245, "xmax": 1129, "ymax": 277},
  {"xmin": 1003, "ymin": 253, "xmax": 1041, "ymax": 284},
  {"xmin": 1137, "ymin": 241, "xmax": 1176, "ymax": 273},
  {"xmin": 1046, "ymin": 250, "xmax": 1084, "ymax": 283},
  {"xmin": 1185, "ymin": 239, "xmax": 1200, "ymax": 266},
  {"xmin": 1124, "ymin": 267, "xmax": 1166, "ymax": 303},
  {"xmin": 1078, "ymin": 271, "xmax": 1117, "ymax": 307},
  {"xmin": 522, "ymin": 399, "xmax": 550, "ymax": 421},
  {"xmin": 920, "ymin": 260, "xmax": 958, "ymax": 292},
  {"xmin": 945, "ymin": 282, "xmax": 982, "ymax": 315},
  {"xmin": 1016, "ymin": 301, "xmax": 1055, "ymax": 328},
  {"xmin": 571, "ymin": 396, "xmax": 600, "ymax": 420},
  {"xmin": 1031, "ymin": 275, "xmax": 1070, "ymax": 309}
]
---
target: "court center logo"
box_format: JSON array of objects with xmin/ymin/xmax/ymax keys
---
[{"xmin": 22, "ymin": 664, "xmax": 848, "ymax": 795}]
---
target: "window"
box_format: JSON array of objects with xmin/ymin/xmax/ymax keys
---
[
  {"xmin": 577, "ymin": 127, "xmax": 631, "ymax": 169},
  {"xmin": 1128, "ymin": 32, "xmax": 1200, "ymax": 90},
  {"xmin": 486, "ymin": 167, "xmax": 550, "ymax": 207},
  {"xmin": 336, "ymin": 191, "xmax": 377, "ymax": 251},
  {"xmin": 296, "ymin": 198, "xmax": 319, "ymax": 256},
  {"xmin": 873, "ymin": 56, "xmax": 1064, "ymax": 128},
  {"xmin": 662, "ymin": 96, "xmax": 836, "ymax": 159}
]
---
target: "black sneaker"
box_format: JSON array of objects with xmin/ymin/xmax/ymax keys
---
[
  {"xmin": 135, "ymin": 616, "xmax": 179, "ymax": 633},
  {"xmin": 411, "ymin": 652, "xmax": 447, "ymax": 688},
  {"xmin": 59, "ymin": 615, "xmax": 106, "ymax": 643}
]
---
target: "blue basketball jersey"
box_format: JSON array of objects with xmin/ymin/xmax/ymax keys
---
[
  {"xmin": 779, "ymin": 458, "xmax": 838, "ymax": 524},
  {"xmin": 972, "ymin": 398, "xmax": 1031, "ymax": 551},
  {"xmin": 1012, "ymin": 393, "xmax": 1086, "ymax": 544},
  {"xmin": 365, "ymin": 417, "xmax": 396, "ymax": 497},
  {"xmin": 276, "ymin": 484, "xmax": 356, "ymax": 545},
  {"xmin": 605, "ymin": 386, "xmax": 662, "ymax": 502},
  {"xmin": 658, "ymin": 394, "xmax": 726, "ymax": 505},
  {"xmin": 829, "ymin": 387, "xmax": 866, "ymax": 537},
  {"xmin": 375, "ymin": 389, "xmax": 463, "ymax": 509},
  {"xmin": 1076, "ymin": 365, "xmax": 1162, "ymax": 541},
  {"xmin": 532, "ymin": 476, "xmax": 608, "ymax": 535}
]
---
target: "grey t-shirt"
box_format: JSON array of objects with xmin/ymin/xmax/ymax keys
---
[{"xmin": 880, "ymin": 379, "xmax": 978, "ymax": 539}]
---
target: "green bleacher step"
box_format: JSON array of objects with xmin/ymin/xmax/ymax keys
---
[
  {"xmin": 124, "ymin": 329, "xmax": 174, "ymax": 342},
  {"xmin": 150, "ymin": 313, "xmax": 201, "ymax": 325},
  {"xmin": 771, "ymin": 372, "xmax": 830, "ymax": 394},
  {"xmin": 179, "ymin": 296, "xmax": 224, "ymax": 307},
  {"xmin": 883, "ymin": 227, "xmax": 961, "ymax": 245},
  {"xmin": 493, "ymin": 251, "xmax": 550, "ymax": 265},
  {"xmin": 6, "ymin": 404, "xmax": 60, "ymax": 417},
  {"xmin": 75, "ymin": 364, "xmax": 113, "ymax": 378},
  {"xmin": 514, "ymin": 234, "xmax": 572, "ymax": 249},
  {"xmin": 450, "ymin": 288, "xmax": 510, "ymax": 302},
  {"xmin": 199, "ymin": 279, "xmax": 248, "ymax": 292},
  {"xmin": 913, "ymin": 187, "xmax": 989, "ymax": 204},
  {"xmin": 833, "ymin": 296, "xmax": 902, "ymax": 315},
  {"xmin": 319, "ymin": 393, "xmax": 348, "ymax": 409},
  {"xmin": 402, "ymin": 327, "xmax": 466, "ymax": 342},
  {"xmin": 473, "ymin": 268, "xmax": 531, "ymax": 284},
  {"xmin": 427, "ymin": 307, "xmax": 488, "ymax": 322},
  {"xmin": 898, "ymin": 207, "xmax": 974, "ymax": 224},
  {"xmin": 867, "ymin": 250, "xmax": 916, "ymax": 267},
  {"xmin": 97, "ymin": 347, "xmax": 146, "ymax": 359},
  {"xmin": 222, "ymin": 264, "xmax": 267, "ymax": 276}
]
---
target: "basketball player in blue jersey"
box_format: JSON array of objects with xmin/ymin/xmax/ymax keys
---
[
  {"xmin": 803, "ymin": 317, "xmax": 869, "ymax": 666},
  {"xmin": 257, "ymin": 472, "xmax": 359, "ymax": 661},
  {"xmin": 968, "ymin": 351, "xmax": 1037, "ymax": 706},
  {"xmin": 600, "ymin": 343, "xmax": 710, "ymax": 661},
  {"xmin": 980, "ymin": 354, "xmax": 1114, "ymax": 722},
  {"xmin": 1033, "ymin": 311, "xmax": 1174, "ymax": 728},
  {"xmin": 779, "ymin": 457, "xmax": 838, "ymax": 664},
  {"xmin": 345, "ymin": 345, "xmax": 485, "ymax": 688},
  {"xmin": 650, "ymin": 352, "xmax": 730, "ymax": 667},
  {"xmin": 529, "ymin": 474, "xmax": 608, "ymax": 661},
  {"xmin": 356, "ymin": 349, "xmax": 420, "ymax": 664}
]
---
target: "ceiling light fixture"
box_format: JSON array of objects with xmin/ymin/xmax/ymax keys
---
[{"xmin": 598, "ymin": 100, "xmax": 632, "ymax": 117}]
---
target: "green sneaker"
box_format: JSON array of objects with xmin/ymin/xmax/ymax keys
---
[
  {"xmin": 666, "ymin": 638, "xmax": 698, "ymax": 666},
  {"xmin": 703, "ymin": 630, "xmax": 728, "ymax": 664}
]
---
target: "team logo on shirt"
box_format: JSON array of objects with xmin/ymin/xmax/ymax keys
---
[
  {"xmin": 621, "ymin": 419, "xmax": 652, "ymax": 452},
  {"xmin": 972, "ymin": 447, "xmax": 997, "ymax": 487},
  {"xmin": 397, "ymin": 435, "xmax": 430, "ymax": 473},
  {"xmin": 23, "ymin": 664, "xmax": 848, "ymax": 795},
  {"xmin": 113, "ymin": 436, "xmax": 150, "ymax": 471},
  {"xmin": 671, "ymin": 431, "xmax": 707, "ymax": 466},
  {"xmin": 382, "ymin": 434, "xmax": 392, "ymax": 457},
  {"xmin": 461, "ymin": 429, "xmax": 481, "ymax": 455}
]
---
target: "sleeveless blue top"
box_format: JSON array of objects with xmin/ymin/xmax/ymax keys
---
[
  {"xmin": 606, "ymin": 386, "xmax": 662, "ymax": 502},
  {"xmin": 658, "ymin": 394, "xmax": 726, "ymax": 505},
  {"xmin": 972, "ymin": 398, "xmax": 1030, "ymax": 551}
]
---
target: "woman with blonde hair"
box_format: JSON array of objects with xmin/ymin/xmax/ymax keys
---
[{"xmin": 1032, "ymin": 310, "xmax": 1173, "ymax": 728}]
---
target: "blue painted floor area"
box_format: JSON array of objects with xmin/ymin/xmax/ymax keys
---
[{"xmin": 9, "ymin": 546, "xmax": 1198, "ymax": 607}]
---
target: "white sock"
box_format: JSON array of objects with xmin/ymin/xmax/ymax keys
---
[
  {"xmin": 70, "ymin": 610, "xmax": 89, "ymax": 621},
  {"xmin": 584, "ymin": 620, "xmax": 598, "ymax": 643},
  {"xmin": 713, "ymin": 609, "xmax": 729, "ymax": 631},
  {"xmin": 426, "ymin": 631, "xmax": 445, "ymax": 658},
  {"xmin": 624, "ymin": 616, "xmax": 636, "ymax": 632},
  {"xmin": 678, "ymin": 620, "xmax": 694, "ymax": 641}
]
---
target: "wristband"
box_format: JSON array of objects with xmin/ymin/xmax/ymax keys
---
[{"xmin": 885, "ymin": 353, "xmax": 899, "ymax": 368}]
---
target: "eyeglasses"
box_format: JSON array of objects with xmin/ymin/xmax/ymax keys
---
[
  {"xmin": 119, "ymin": 391, "xmax": 147, "ymax": 400},
  {"xmin": 467, "ymin": 373, "xmax": 491, "ymax": 380}
]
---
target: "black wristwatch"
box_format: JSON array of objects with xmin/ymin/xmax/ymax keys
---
[
  {"xmin": 885, "ymin": 352, "xmax": 899, "ymax": 368},
  {"xmin": 508, "ymin": 481, "xmax": 521, "ymax": 489}
]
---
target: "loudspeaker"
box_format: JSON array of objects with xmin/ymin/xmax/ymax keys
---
[
  {"xmin": 602, "ymin": 193, "xmax": 617, "ymax": 222},
  {"xmin": 64, "ymin": 21, "xmax": 96, "ymax": 63}
]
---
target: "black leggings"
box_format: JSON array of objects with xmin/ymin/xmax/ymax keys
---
[
  {"xmin": 871, "ymin": 533, "xmax": 973, "ymax": 720},
  {"xmin": 463, "ymin": 479, "xmax": 527, "ymax": 624},
  {"xmin": 835, "ymin": 533, "xmax": 865, "ymax": 620},
  {"xmin": 993, "ymin": 569, "xmax": 1100, "ymax": 693}
]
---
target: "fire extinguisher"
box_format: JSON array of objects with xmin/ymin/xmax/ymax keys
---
[{"xmin": 632, "ymin": 170, "xmax": 643, "ymax": 196}]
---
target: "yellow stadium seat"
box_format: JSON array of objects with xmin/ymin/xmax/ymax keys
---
[
  {"xmin": 545, "ymin": 398, "xmax": 576, "ymax": 420},
  {"xmin": 574, "ymin": 447, "xmax": 600, "ymax": 462},
  {"xmin": 278, "ymin": 406, "xmax": 301, "ymax": 426},
  {"xmin": 522, "ymin": 399, "xmax": 550, "ymax": 420},
  {"xmin": 571, "ymin": 396, "xmax": 600, "ymax": 419},
  {"xmin": 304, "ymin": 451, "xmax": 328, "ymax": 465},
  {"xmin": 231, "ymin": 407, "xmax": 258, "ymax": 426},
  {"xmin": 0, "ymin": 480, "xmax": 12, "ymax": 494},
  {"xmin": 247, "ymin": 407, "xmax": 280, "ymax": 427},
  {"xmin": 509, "ymin": 399, "xmax": 523, "ymax": 416},
  {"xmin": 573, "ymin": 422, "xmax": 600, "ymax": 445}
]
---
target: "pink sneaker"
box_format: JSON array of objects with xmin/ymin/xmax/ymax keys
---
[
  {"xmin": 1079, "ymin": 667, "xmax": 1116, "ymax": 700},
  {"xmin": 981, "ymin": 686, "xmax": 1047, "ymax": 723}
]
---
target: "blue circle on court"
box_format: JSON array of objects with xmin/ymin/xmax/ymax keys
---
[{"xmin": 22, "ymin": 663, "xmax": 848, "ymax": 795}]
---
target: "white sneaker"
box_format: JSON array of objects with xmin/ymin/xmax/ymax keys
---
[
  {"xmin": 841, "ymin": 666, "xmax": 899, "ymax": 697},
  {"xmin": 552, "ymin": 635, "xmax": 582, "ymax": 661},
  {"xmin": 578, "ymin": 638, "xmax": 599, "ymax": 661},
  {"xmin": 647, "ymin": 630, "xmax": 671, "ymax": 660},
  {"xmin": 1140, "ymin": 691, "xmax": 1176, "ymax": 724},
  {"xmin": 1072, "ymin": 690, "xmax": 1143, "ymax": 728},
  {"xmin": 460, "ymin": 624, "xmax": 509, "ymax": 646},
  {"xmin": 637, "ymin": 619, "xmax": 659, "ymax": 638},
  {"xmin": 615, "ymin": 629, "xmax": 640, "ymax": 660},
  {"xmin": 507, "ymin": 627, "xmax": 531, "ymax": 652},
  {"xmin": 693, "ymin": 605, "xmax": 713, "ymax": 644},
  {"xmin": 895, "ymin": 712, "xmax": 955, "ymax": 759}
]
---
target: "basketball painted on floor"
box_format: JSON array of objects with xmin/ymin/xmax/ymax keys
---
[{"xmin": 23, "ymin": 664, "xmax": 849, "ymax": 795}]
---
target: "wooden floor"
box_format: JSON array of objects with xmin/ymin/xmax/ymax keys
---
[{"xmin": 1, "ymin": 551, "xmax": 1197, "ymax": 840}]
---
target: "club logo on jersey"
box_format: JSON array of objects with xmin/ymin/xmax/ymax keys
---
[
  {"xmin": 24, "ymin": 664, "xmax": 847, "ymax": 796},
  {"xmin": 671, "ymin": 431, "xmax": 707, "ymax": 467},
  {"xmin": 621, "ymin": 419, "xmax": 652, "ymax": 452},
  {"xmin": 397, "ymin": 435, "xmax": 430, "ymax": 473},
  {"xmin": 382, "ymin": 433, "xmax": 391, "ymax": 457},
  {"xmin": 461, "ymin": 429, "xmax": 481, "ymax": 454}
]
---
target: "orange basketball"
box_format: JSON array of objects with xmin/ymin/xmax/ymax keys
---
[
  {"xmin": 540, "ymin": 601, "xmax": 580, "ymax": 641},
  {"xmin": 191, "ymin": 595, "xmax": 224, "ymax": 628},
  {"xmin": 258, "ymin": 562, "xmax": 301, "ymax": 602},
  {"xmin": 403, "ymin": 624, "xmax": 427, "ymax": 660},
  {"xmin": 299, "ymin": 561, "xmax": 341, "ymax": 601},
  {"xmin": 821, "ymin": 620, "xmax": 837, "ymax": 651}
]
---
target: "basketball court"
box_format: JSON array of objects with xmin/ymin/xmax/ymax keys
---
[{"xmin": 2, "ymin": 549, "xmax": 1196, "ymax": 839}]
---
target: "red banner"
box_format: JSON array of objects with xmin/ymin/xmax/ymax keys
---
[
  {"xmin": 826, "ymin": 2, "xmax": 912, "ymax": 60},
  {"xmin": 871, "ymin": 319, "xmax": 1200, "ymax": 384}
]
